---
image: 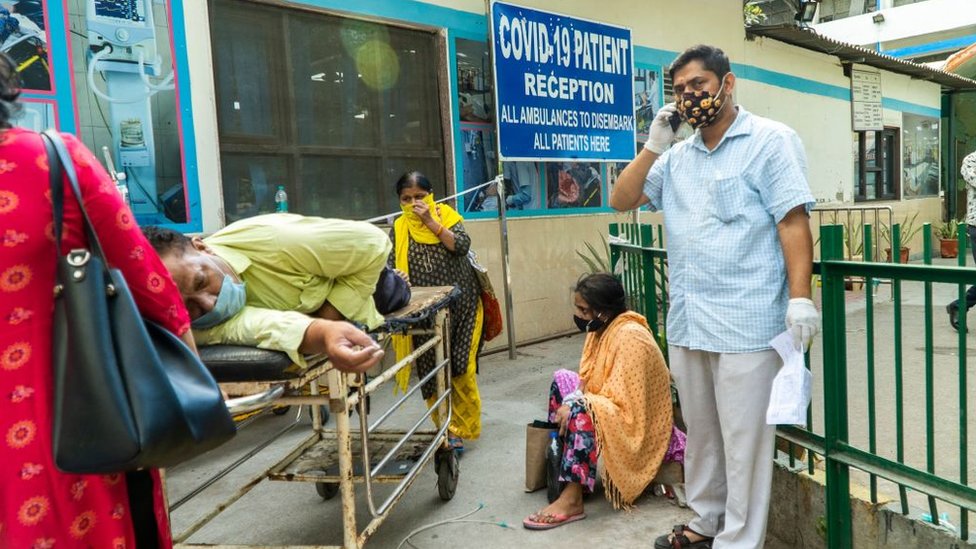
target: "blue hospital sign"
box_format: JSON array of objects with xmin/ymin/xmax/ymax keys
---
[{"xmin": 490, "ymin": 2, "xmax": 635, "ymax": 162}]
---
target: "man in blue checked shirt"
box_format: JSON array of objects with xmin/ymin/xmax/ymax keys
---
[{"xmin": 611, "ymin": 45, "xmax": 819, "ymax": 549}]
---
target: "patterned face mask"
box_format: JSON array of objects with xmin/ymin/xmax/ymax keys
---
[{"xmin": 676, "ymin": 74, "xmax": 729, "ymax": 129}]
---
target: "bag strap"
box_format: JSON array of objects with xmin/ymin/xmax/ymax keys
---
[
  {"xmin": 43, "ymin": 131, "xmax": 64, "ymax": 247},
  {"xmin": 42, "ymin": 130, "xmax": 109, "ymax": 263}
]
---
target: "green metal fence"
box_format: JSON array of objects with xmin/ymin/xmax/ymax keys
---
[
  {"xmin": 609, "ymin": 222, "xmax": 976, "ymax": 548},
  {"xmin": 608, "ymin": 223, "xmax": 668, "ymax": 355}
]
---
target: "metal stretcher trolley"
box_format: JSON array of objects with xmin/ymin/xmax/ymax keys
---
[{"xmin": 172, "ymin": 286, "xmax": 461, "ymax": 549}]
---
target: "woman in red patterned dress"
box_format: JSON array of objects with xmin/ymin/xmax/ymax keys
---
[{"xmin": 0, "ymin": 53, "xmax": 193, "ymax": 548}]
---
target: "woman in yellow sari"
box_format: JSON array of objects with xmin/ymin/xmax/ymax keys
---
[
  {"xmin": 390, "ymin": 171, "xmax": 483, "ymax": 452},
  {"xmin": 524, "ymin": 273, "xmax": 685, "ymax": 530}
]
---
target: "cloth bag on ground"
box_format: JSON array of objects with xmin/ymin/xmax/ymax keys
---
[
  {"xmin": 468, "ymin": 250, "xmax": 503, "ymax": 341},
  {"xmin": 766, "ymin": 330, "xmax": 812, "ymax": 425},
  {"xmin": 45, "ymin": 130, "xmax": 236, "ymax": 474},
  {"xmin": 525, "ymin": 420, "xmax": 558, "ymax": 492}
]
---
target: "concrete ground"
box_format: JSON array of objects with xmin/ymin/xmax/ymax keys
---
[
  {"xmin": 166, "ymin": 255, "xmax": 976, "ymax": 548},
  {"xmin": 167, "ymin": 335, "xmax": 693, "ymax": 549}
]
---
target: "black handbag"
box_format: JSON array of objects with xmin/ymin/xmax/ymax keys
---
[{"xmin": 44, "ymin": 130, "xmax": 236, "ymax": 474}]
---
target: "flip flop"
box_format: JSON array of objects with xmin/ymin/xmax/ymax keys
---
[{"xmin": 522, "ymin": 511, "xmax": 586, "ymax": 530}]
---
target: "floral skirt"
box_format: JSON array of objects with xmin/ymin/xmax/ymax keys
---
[
  {"xmin": 547, "ymin": 370, "xmax": 598, "ymax": 492},
  {"xmin": 547, "ymin": 369, "xmax": 687, "ymax": 493}
]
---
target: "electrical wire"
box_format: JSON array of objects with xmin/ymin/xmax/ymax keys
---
[{"xmin": 395, "ymin": 503, "xmax": 513, "ymax": 549}]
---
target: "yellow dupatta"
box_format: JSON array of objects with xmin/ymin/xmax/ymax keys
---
[
  {"xmin": 580, "ymin": 311, "xmax": 673, "ymax": 509},
  {"xmin": 392, "ymin": 194, "xmax": 463, "ymax": 391}
]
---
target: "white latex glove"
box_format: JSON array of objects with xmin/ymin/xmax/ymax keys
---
[
  {"xmin": 643, "ymin": 103, "xmax": 679, "ymax": 155},
  {"xmin": 785, "ymin": 297, "xmax": 820, "ymax": 351}
]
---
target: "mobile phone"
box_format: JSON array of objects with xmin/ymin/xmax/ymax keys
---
[{"xmin": 668, "ymin": 109, "xmax": 682, "ymax": 132}]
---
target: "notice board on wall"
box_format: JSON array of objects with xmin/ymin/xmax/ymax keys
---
[
  {"xmin": 851, "ymin": 66, "xmax": 883, "ymax": 131},
  {"xmin": 490, "ymin": 1, "xmax": 635, "ymax": 162}
]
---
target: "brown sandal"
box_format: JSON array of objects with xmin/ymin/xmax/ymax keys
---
[{"xmin": 653, "ymin": 524, "xmax": 713, "ymax": 549}]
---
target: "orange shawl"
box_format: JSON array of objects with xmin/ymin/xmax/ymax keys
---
[{"xmin": 580, "ymin": 311, "xmax": 673, "ymax": 509}]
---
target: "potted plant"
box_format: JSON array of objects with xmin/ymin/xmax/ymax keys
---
[
  {"xmin": 841, "ymin": 219, "xmax": 864, "ymax": 261},
  {"xmin": 934, "ymin": 219, "xmax": 961, "ymax": 258},
  {"xmin": 880, "ymin": 212, "xmax": 921, "ymax": 263}
]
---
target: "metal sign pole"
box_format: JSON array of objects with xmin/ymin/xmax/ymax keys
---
[{"xmin": 495, "ymin": 174, "xmax": 516, "ymax": 359}]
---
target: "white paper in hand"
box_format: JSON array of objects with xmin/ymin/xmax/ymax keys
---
[{"xmin": 766, "ymin": 330, "xmax": 812, "ymax": 425}]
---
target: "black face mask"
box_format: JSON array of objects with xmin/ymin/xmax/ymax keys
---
[{"xmin": 574, "ymin": 315, "xmax": 606, "ymax": 333}]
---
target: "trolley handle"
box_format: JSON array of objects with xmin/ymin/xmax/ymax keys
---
[{"xmin": 224, "ymin": 385, "xmax": 286, "ymax": 416}]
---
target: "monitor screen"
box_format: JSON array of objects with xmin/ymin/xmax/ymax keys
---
[{"xmin": 93, "ymin": 0, "xmax": 146, "ymax": 23}]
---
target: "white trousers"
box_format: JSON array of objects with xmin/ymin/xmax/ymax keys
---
[{"xmin": 668, "ymin": 345, "xmax": 780, "ymax": 549}]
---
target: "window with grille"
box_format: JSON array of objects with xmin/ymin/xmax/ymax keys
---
[
  {"xmin": 854, "ymin": 128, "xmax": 900, "ymax": 201},
  {"xmin": 210, "ymin": 0, "xmax": 447, "ymax": 222}
]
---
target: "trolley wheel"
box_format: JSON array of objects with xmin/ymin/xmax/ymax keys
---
[
  {"xmin": 271, "ymin": 405, "xmax": 291, "ymax": 416},
  {"xmin": 319, "ymin": 406, "xmax": 330, "ymax": 425},
  {"xmin": 436, "ymin": 449, "xmax": 459, "ymax": 501},
  {"xmin": 315, "ymin": 482, "xmax": 339, "ymax": 500}
]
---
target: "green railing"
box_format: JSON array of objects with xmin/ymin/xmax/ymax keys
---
[
  {"xmin": 608, "ymin": 223, "xmax": 668, "ymax": 357},
  {"xmin": 609, "ymin": 222, "xmax": 976, "ymax": 548}
]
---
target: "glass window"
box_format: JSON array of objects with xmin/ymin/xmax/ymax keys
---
[
  {"xmin": 211, "ymin": 0, "xmax": 447, "ymax": 220},
  {"xmin": 220, "ymin": 154, "xmax": 290, "ymax": 223},
  {"xmin": 854, "ymin": 128, "xmax": 899, "ymax": 201},
  {"xmin": 299, "ymin": 156, "xmax": 380, "ymax": 219},
  {"xmin": 213, "ymin": 4, "xmax": 283, "ymax": 141},
  {"xmin": 902, "ymin": 114, "xmax": 940, "ymax": 198}
]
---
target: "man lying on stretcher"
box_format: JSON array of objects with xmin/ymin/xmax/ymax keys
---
[{"xmin": 143, "ymin": 214, "xmax": 410, "ymax": 374}]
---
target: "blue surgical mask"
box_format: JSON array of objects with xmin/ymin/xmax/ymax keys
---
[{"xmin": 191, "ymin": 274, "xmax": 247, "ymax": 329}]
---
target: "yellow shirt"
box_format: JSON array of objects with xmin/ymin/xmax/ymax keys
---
[{"xmin": 192, "ymin": 214, "xmax": 391, "ymax": 367}]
